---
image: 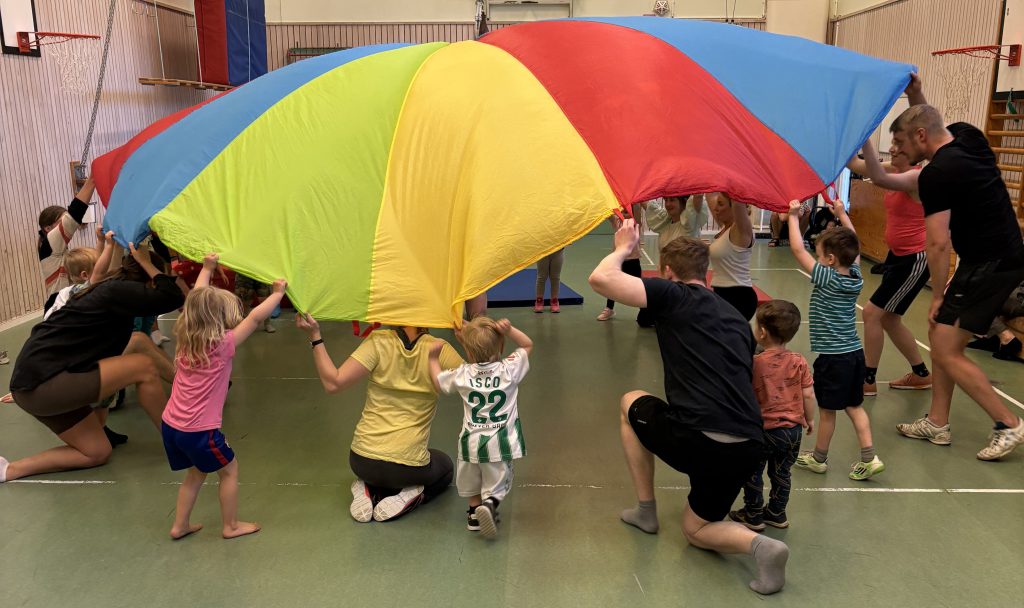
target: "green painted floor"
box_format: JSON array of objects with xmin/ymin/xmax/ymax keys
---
[{"xmin": 1, "ymin": 237, "xmax": 1022, "ymax": 608}]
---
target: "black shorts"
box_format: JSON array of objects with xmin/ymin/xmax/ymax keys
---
[
  {"xmin": 627, "ymin": 395, "xmax": 761, "ymax": 522},
  {"xmin": 812, "ymin": 350, "xmax": 865, "ymax": 410},
  {"xmin": 712, "ymin": 285, "xmax": 758, "ymax": 321},
  {"xmin": 12, "ymin": 368, "xmax": 101, "ymax": 434},
  {"xmin": 869, "ymin": 251, "xmax": 928, "ymax": 315},
  {"xmin": 936, "ymin": 256, "xmax": 1024, "ymax": 335}
]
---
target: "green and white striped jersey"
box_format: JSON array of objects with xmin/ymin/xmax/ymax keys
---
[{"xmin": 438, "ymin": 348, "xmax": 529, "ymax": 463}]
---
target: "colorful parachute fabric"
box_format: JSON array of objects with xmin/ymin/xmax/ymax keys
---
[{"xmin": 95, "ymin": 18, "xmax": 914, "ymax": 327}]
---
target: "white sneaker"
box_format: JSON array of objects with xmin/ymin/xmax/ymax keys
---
[
  {"xmin": 596, "ymin": 308, "xmax": 615, "ymax": 321},
  {"xmin": 0, "ymin": 351, "xmax": 9, "ymax": 365},
  {"xmin": 977, "ymin": 418, "xmax": 1024, "ymax": 461},
  {"xmin": 896, "ymin": 416, "xmax": 951, "ymax": 446},
  {"xmin": 151, "ymin": 330, "xmax": 171, "ymax": 345},
  {"xmin": 0, "ymin": 456, "xmax": 10, "ymax": 483},
  {"xmin": 349, "ymin": 479, "xmax": 373, "ymax": 523},
  {"xmin": 372, "ymin": 485, "xmax": 424, "ymax": 521},
  {"xmin": 263, "ymin": 319, "xmax": 276, "ymax": 333}
]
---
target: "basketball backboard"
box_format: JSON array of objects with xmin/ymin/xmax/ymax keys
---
[
  {"xmin": 0, "ymin": 0, "xmax": 39, "ymax": 56},
  {"xmin": 997, "ymin": 0, "xmax": 1024, "ymax": 95}
]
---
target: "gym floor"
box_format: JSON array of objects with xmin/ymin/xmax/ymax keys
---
[{"xmin": 1, "ymin": 237, "xmax": 1022, "ymax": 608}]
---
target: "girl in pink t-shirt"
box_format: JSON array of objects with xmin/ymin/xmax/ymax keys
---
[{"xmin": 161, "ymin": 253, "xmax": 286, "ymax": 541}]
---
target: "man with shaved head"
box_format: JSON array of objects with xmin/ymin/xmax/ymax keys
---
[{"xmin": 860, "ymin": 74, "xmax": 1024, "ymax": 461}]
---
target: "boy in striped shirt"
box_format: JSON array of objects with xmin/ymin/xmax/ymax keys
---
[
  {"xmin": 429, "ymin": 316, "xmax": 532, "ymax": 538},
  {"xmin": 785, "ymin": 199, "xmax": 885, "ymax": 481}
]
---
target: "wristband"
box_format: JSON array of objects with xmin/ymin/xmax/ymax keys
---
[{"xmin": 310, "ymin": 338, "xmax": 324, "ymax": 349}]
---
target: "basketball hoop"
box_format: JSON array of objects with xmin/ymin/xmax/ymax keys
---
[
  {"xmin": 18, "ymin": 32, "xmax": 101, "ymax": 94},
  {"xmin": 931, "ymin": 44, "xmax": 1022, "ymax": 123}
]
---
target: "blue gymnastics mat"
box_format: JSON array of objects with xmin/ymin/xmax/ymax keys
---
[{"xmin": 486, "ymin": 268, "xmax": 584, "ymax": 308}]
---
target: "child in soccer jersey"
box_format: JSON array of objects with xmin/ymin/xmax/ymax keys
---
[
  {"xmin": 429, "ymin": 316, "xmax": 533, "ymax": 539},
  {"xmin": 161, "ymin": 253, "xmax": 286, "ymax": 540},
  {"xmin": 729, "ymin": 300, "xmax": 816, "ymax": 531},
  {"xmin": 785, "ymin": 200, "xmax": 885, "ymax": 481}
]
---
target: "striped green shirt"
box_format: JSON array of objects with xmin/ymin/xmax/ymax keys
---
[
  {"xmin": 809, "ymin": 263, "xmax": 863, "ymax": 354},
  {"xmin": 437, "ymin": 349, "xmax": 529, "ymax": 463}
]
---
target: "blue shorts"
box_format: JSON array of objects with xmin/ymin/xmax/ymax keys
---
[{"xmin": 161, "ymin": 422, "xmax": 235, "ymax": 473}]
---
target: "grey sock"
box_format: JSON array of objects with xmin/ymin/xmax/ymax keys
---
[
  {"xmin": 860, "ymin": 446, "xmax": 875, "ymax": 463},
  {"xmin": 620, "ymin": 499, "xmax": 659, "ymax": 534},
  {"xmin": 812, "ymin": 448, "xmax": 828, "ymax": 464},
  {"xmin": 749, "ymin": 535, "xmax": 789, "ymax": 595}
]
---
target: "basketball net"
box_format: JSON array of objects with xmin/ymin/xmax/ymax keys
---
[
  {"xmin": 47, "ymin": 40, "xmax": 99, "ymax": 95},
  {"xmin": 932, "ymin": 51, "xmax": 993, "ymax": 124}
]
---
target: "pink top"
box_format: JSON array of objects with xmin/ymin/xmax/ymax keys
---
[
  {"xmin": 162, "ymin": 331, "xmax": 236, "ymax": 432},
  {"xmin": 752, "ymin": 349, "xmax": 812, "ymax": 430},
  {"xmin": 884, "ymin": 166, "xmax": 926, "ymax": 256}
]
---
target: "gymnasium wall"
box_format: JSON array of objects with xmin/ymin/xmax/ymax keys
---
[{"xmin": 0, "ymin": 0, "xmax": 213, "ymax": 327}]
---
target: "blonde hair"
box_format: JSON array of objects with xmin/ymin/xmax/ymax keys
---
[
  {"xmin": 459, "ymin": 316, "xmax": 505, "ymax": 363},
  {"xmin": 65, "ymin": 247, "xmax": 99, "ymax": 282},
  {"xmin": 174, "ymin": 286, "xmax": 244, "ymax": 368}
]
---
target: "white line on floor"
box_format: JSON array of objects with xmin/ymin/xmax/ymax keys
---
[
  {"xmin": 782, "ymin": 268, "xmax": 1024, "ymax": 412},
  {"xmin": 633, "ymin": 574, "xmax": 646, "ymax": 597}
]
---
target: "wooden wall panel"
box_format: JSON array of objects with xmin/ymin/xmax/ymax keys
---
[{"xmin": 0, "ymin": 0, "xmax": 213, "ymax": 325}]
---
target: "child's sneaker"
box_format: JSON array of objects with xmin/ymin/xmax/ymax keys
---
[
  {"xmin": 596, "ymin": 307, "xmax": 615, "ymax": 321},
  {"xmin": 976, "ymin": 417, "xmax": 1024, "ymax": 461},
  {"xmin": 466, "ymin": 508, "xmax": 481, "ymax": 531},
  {"xmin": 863, "ymin": 382, "xmax": 877, "ymax": 397},
  {"xmin": 728, "ymin": 508, "xmax": 765, "ymax": 531},
  {"xmin": 349, "ymin": 479, "xmax": 373, "ymax": 523},
  {"xmin": 762, "ymin": 509, "xmax": 789, "ymax": 529},
  {"xmin": 550, "ymin": 299, "xmax": 560, "ymax": 313},
  {"xmin": 889, "ymin": 372, "xmax": 932, "ymax": 390},
  {"xmin": 896, "ymin": 416, "xmax": 951, "ymax": 445},
  {"xmin": 475, "ymin": 498, "xmax": 499, "ymax": 539},
  {"xmin": 849, "ymin": 456, "xmax": 885, "ymax": 480},
  {"xmin": 372, "ymin": 485, "xmax": 424, "ymax": 521},
  {"xmin": 534, "ymin": 298, "xmax": 544, "ymax": 313},
  {"xmin": 0, "ymin": 351, "xmax": 9, "ymax": 365},
  {"xmin": 263, "ymin": 318, "xmax": 276, "ymax": 333},
  {"xmin": 0, "ymin": 456, "xmax": 9, "ymax": 482},
  {"xmin": 794, "ymin": 451, "xmax": 828, "ymax": 473}
]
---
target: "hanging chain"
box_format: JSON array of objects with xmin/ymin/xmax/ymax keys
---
[{"xmin": 79, "ymin": 0, "xmax": 118, "ymax": 172}]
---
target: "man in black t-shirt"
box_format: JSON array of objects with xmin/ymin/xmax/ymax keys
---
[
  {"xmin": 862, "ymin": 74, "xmax": 1024, "ymax": 461},
  {"xmin": 588, "ymin": 218, "xmax": 788, "ymax": 596}
]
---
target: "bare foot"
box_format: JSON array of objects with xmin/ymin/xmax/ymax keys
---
[
  {"xmin": 170, "ymin": 523, "xmax": 203, "ymax": 540},
  {"xmin": 223, "ymin": 521, "xmax": 260, "ymax": 539}
]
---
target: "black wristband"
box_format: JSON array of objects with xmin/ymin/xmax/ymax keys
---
[{"xmin": 310, "ymin": 338, "xmax": 324, "ymax": 349}]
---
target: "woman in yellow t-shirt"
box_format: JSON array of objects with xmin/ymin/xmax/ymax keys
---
[{"xmin": 296, "ymin": 316, "xmax": 464, "ymax": 523}]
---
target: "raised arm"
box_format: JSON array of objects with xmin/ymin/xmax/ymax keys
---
[
  {"xmin": 90, "ymin": 231, "xmax": 116, "ymax": 284},
  {"xmin": 194, "ymin": 253, "xmax": 219, "ymax": 289},
  {"xmin": 427, "ymin": 342, "xmax": 444, "ymax": 394},
  {"xmin": 787, "ymin": 201, "xmax": 816, "ymax": 273},
  {"xmin": 588, "ymin": 218, "xmax": 647, "ymax": 307},
  {"xmin": 232, "ymin": 279, "xmax": 287, "ymax": 345},
  {"xmin": 295, "ymin": 313, "xmax": 372, "ymax": 394},
  {"xmin": 860, "ymin": 139, "xmax": 919, "ymax": 192},
  {"xmin": 905, "ymin": 72, "xmax": 926, "ymax": 106},
  {"xmin": 730, "ymin": 200, "xmax": 754, "ymax": 247},
  {"xmin": 497, "ymin": 319, "xmax": 533, "ymax": 356}
]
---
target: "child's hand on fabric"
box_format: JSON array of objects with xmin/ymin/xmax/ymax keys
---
[
  {"xmin": 496, "ymin": 319, "xmax": 512, "ymax": 335},
  {"xmin": 203, "ymin": 253, "xmax": 219, "ymax": 270},
  {"xmin": 788, "ymin": 200, "xmax": 803, "ymax": 217},
  {"xmin": 103, "ymin": 231, "xmax": 115, "ymax": 244},
  {"xmin": 830, "ymin": 200, "xmax": 847, "ymax": 217},
  {"xmin": 128, "ymin": 241, "xmax": 151, "ymax": 264},
  {"xmin": 272, "ymin": 279, "xmax": 287, "ymax": 293},
  {"xmin": 295, "ymin": 312, "xmax": 320, "ymax": 336}
]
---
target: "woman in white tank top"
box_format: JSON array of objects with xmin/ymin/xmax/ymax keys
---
[{"xmin": 708, "ymin": 193, "xmax": 758, "ymax": 320}]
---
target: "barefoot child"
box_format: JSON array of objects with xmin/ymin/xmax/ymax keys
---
[
  {"xmin": 730, "ymin": 300, "xmax": 816, "ymax": 531},
  {"xmin": 162, "ymin": 253, "xmax": 286, "ymax": 539},
  {"xmin": 429, "ymin": 317, "xmax": 532, "ymax": 539},
  {"xmin": 785, "ymin": 200, "xmax": 885, "ymax": 480}
]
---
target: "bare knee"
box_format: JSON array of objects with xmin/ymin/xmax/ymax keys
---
[
  {"xmin": 621, "ymin": 390, "xmax": 648, "ymax": 419},
  {"xmin": 84, "ymin": 442, "xmax": 113, "ymax": 467},
  {"xmin": 880, "ymin": 311, "xmax": 904, "ymax": 331},
  {"xmin": 862, "ymin": 303, "xmax": 884, "ymax": 325}
]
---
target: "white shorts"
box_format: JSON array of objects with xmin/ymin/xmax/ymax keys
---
[{"xmin": 456, "ymin": 460, "xmax": 514, "ymax": 502}]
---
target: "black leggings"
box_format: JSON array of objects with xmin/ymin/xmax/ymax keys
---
[
  {"xmin": 606, "ymin": 259, "xmax": 654, "ymax": 325},
  {"xmin": 713, "ymin": 285, "xmax": 758, "ymax": 321},
  {"xmin": 349, "ymin": 449, "xmax": 453, "ymax": 505}
]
